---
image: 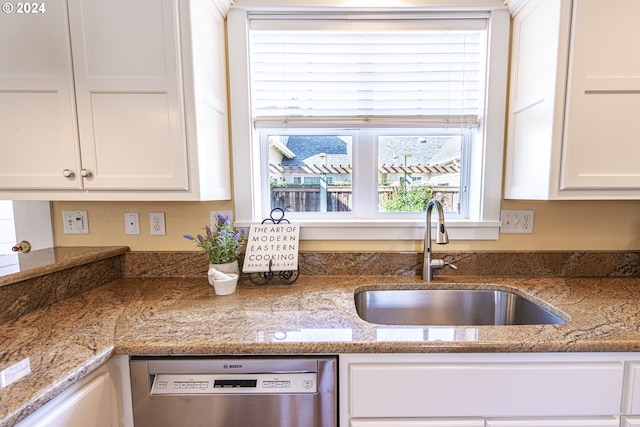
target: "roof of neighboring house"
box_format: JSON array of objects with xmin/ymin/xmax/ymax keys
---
[
  {"xmin": 378, "ymin": 136, "xmax": 460, "ymax": 166},
  {"xmin": 280, "ymin": 136, "xmax": 351, "ymax": 167}
]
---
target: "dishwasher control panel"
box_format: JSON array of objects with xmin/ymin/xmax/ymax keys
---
[{"xmin": 150, "ymin": 372, "xmax": 317, "ymax": 395}]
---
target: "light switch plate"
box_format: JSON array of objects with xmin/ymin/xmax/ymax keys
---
[
  {"xmin": 62, "ymin": 210, "xmax": 89, "ymax": 234},
  {"xmin": 500, "ymin": 210, "xmax": 534, "ymax": 234}
]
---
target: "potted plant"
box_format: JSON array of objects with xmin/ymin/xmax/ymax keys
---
[{"xmin": 184, "ymin": 214, "xmax": 247, "ymax": 294}]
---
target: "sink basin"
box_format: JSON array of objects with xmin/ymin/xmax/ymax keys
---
[{"xmin": 355, "ymin": 288, "xmax": 567, "ymax": 326}]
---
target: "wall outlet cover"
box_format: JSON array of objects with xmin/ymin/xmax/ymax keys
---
[
  {"xmin": 210, "ymin": 210, "xmax": 233, "ymax": 227},
  {"xmin": 149, "ymin": 212, "xmax": 166, "ymax": 236},
  {"xmin": 62, "ymin": 211, "xmax": 89, "ymax": 235}
]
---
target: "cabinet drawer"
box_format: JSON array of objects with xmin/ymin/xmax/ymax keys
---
[
  {"xmin": 348, "ymin": 361, "xmax": 623, "ymax": 418},
  {"xmin": 486, "ymin": 417, "xmax": 620, "ymax": 427},
  {"xmin": 351, "ymin": 419, "xmax": 484, "ymax": 427}
]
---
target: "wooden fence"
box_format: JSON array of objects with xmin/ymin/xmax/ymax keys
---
[{"xmin": 270, "ymin": 186, "xmax": 458, "ymax": 213}]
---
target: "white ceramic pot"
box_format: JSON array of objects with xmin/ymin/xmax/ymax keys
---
[
  {"xmin": 207, "ymin": 260, "xmax": 240, "ymax": 295},
  {"xmin": 209, "ymin": 260, "xmax": 239, "ymax": 275},
  {"xmin": 208, "ymin": 273, "xmax": 239, "ymax": 296}
]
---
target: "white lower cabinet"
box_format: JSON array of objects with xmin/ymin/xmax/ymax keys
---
[
  {"xmin": 340, "ymin": 353, "xmax": 631, "ymax": 427},
  {"xmin": 350, "ymin": 419, "xmax": 484, "ymax": 427},
  {"xmin": 623, "ymin": 362, "xmax": 640, "ymax": 414},
  {"xmin": 486, "ymin": 418, "xmax": 620, "ymax": 427},
  {"xmin": 16, "ymin": 355, "xmax": 132, "ymax": 427},
  {"xmin": 622, "ymin": 417, "xmax": 640, "ymax": 427},
  {"xmin": 351, "ymin": 419, "xmax": 620, "ymax": 427},
  {"xmin": 622, "ymin": 360, "xmax": 640, "ymax": 427}
]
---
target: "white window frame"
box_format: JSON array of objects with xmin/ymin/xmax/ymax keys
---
[
  {"xmin": 228, "ymin": 6, "xmax": 509, "ymax": 241},
  {"xmin": 261, "ymin": 128, "xmax": 470, "ymax": 220}
]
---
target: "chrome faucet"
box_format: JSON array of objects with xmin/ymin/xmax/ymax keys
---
[{"xmin": 423, "ymin": 199, "xmax": 456, "ymax": 281}]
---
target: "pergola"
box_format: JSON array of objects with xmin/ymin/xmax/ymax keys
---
[{"xmin": 269, "ymin": 164, "xmax": 460, "ymax": 175}]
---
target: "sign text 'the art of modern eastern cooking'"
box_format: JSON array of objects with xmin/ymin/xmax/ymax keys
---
[{"xmin": 242, "ymin": 224, "xmax": 300, "ymax": 273}]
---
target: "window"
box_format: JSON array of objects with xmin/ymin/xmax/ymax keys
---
[
  {"xmin": 267, "ymin": 133, "xmax": 353, "ymax": 214},
  {"xmin": 0, "ymin": 201, "xmax": 16, "ymax": 255},
  {"xmin": 228, "ymin": 7, "xmax": 509, "ymax": 241},
  {"xmin": 264, "ymin": 130, "xmax": 468, "ymax": 218}
]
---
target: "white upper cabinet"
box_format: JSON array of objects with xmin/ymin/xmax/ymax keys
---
[
  {"xmin": 0, "ymin": 1, "xmax": 81, "ymax": 190},
  {"xmin": 67, "ymin": 0, "xmax": 187, "ymax": 192},
  {"xmin": 561, "ymin": 0, "xmax": 640, "ymax": 192},
  {"xmin": 0, "ymin": 0, "xmax": 231, "ymax": 200},
  {"xmin": 505, "ymin": 0, "xmax": 640, "ymax": 200}
]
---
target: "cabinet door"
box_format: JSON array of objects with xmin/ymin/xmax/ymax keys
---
[
  {"xmin": 67, "ymin": 0, "xmax": 189, "ymax": 191},
  {"xmin": 622, "ymin": 417, "xmax": 640, "ymax": 427},
  {"xmin": 0, "ymin": 1, "xmax": 82, "ymax": 190},
  {"xmin": 561, "ymin": 0, "xmax": 640, "ymax": 191},
  {"xmin": 16, "ymin": 369, "xmax": 115, "ymax": 427},
  {"xmin": 623, "ymin": 361, "xmax": 640, "ymax": 414},
  {"xmin": 504, "ymin": 0, "xmax": 568, "ymax": 200}
]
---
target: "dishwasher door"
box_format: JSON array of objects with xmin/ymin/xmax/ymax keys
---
[{"xmin": 130, "ymin": 356, "xmax": 337, "ymax": 427}]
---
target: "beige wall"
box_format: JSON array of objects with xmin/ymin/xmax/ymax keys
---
[
  {"xmin": 49, "ymin": 10, "xmax": 640, "ymax": 254},
  {"xmin": 52, "ymin": 199, "xmax": 640, "ymax": 252}
]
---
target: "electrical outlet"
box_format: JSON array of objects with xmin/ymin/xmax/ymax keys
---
[
  {"xmin": 210, "ymin": 210, "xmax": 233, "ymax": 226},
  {"xmin": 149, "ymin": 212, "xmax": 166, "ymax": 236},
  {"xmin": 62, "ymin": 210, "xmax": 89, "ymax": 234},
  {"xmin": 500, "ymin": 210, "xmax": 534, "ymax": 234},
  {"xmin": 124, "ymin": 212, "xmax": 140, "ymax": 235}
]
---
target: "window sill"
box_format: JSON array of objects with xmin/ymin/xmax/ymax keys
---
[{"xmin": 234, "ymin": 219, "xmax": 501, "ymax": 240}]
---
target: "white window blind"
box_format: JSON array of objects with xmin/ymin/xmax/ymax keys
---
[{"xmin": 249, "ymin": 15, "xmax": 488, "ymax": 128}]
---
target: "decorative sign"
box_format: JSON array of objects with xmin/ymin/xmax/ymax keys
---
[{"xmin": 242, "ymin": 223, "xmax": 300, "ymax": 273}]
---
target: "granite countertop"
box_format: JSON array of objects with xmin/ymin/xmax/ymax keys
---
[
  {"xmin": 2, "ymin": 272, "xmax": 640, "ymax": 425},
  {"xmin": 0, "ymin": 246, "xmax": 129, "ymax": 287}
]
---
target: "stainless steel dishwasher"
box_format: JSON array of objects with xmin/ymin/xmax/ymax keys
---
[{"xmin": 129, "ymin": 355, "xmax": 337, "ymax": 427}]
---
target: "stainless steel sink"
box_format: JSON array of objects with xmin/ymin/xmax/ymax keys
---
[{"xmin": 354, "ymin": 289, "xmax": 567, "ymax": 326}]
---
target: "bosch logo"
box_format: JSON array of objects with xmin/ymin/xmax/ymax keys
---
[{"xmin": 223, "ymin": 364, "xmax": 243, "ymax": 369}]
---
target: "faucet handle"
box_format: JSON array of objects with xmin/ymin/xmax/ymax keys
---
[{"xmin": 430, "ymin": 259, "xmax": 457, "ymax": 271}]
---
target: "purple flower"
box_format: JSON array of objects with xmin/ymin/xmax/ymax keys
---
[
  {"xmin": 184, "ymin": 221, "xmax": 246, "ymax": 264},
  {"xmin": 217, "ymin": 213, "xmax": 230, "ymax": 225}
]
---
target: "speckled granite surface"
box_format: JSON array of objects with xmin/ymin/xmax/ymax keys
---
[
  {"xmin": 0, "ymin": 247, "xmax": 128, "ymax": 324},
  {"xmin": 1, "ymin": 248, "xmax": 640, "ymax": 426},
  {"xmin": 0, "ymin": 246, "xmax": 129, "ymax": 287},
  {"xmin": 3, "ymin": 274, "xmax": 640, "ymax": 426},
  {"xmin": 124, "ymin": 250, "xmax": 640, "ymax": 277}
]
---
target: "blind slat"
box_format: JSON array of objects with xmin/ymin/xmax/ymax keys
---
[{"xmin": 249, "ymin": 21, "xmax": 487, "ymax": 126}]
